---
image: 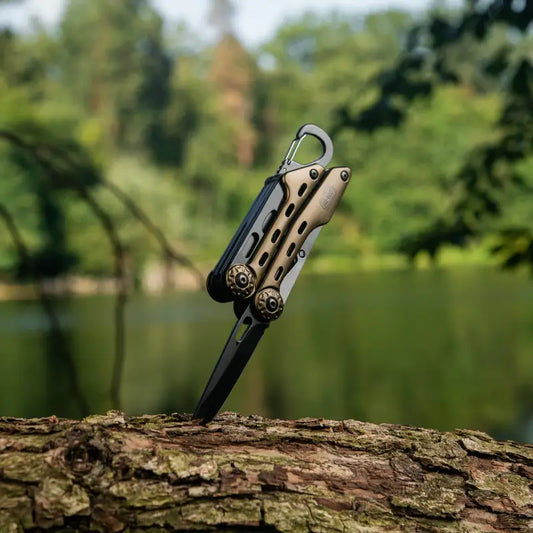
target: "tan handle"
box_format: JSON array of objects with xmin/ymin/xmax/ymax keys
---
[
  {"xmin": 247, "ymin": 164, "xmax": 325, "ymax": 283},
  {"xmin": 257, "ymin": 167, "xmax": 351, "ymax": 294}
]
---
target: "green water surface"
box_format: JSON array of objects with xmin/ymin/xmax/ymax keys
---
[{"xmin": 0, "ymin": 268, "xmax": 532, "ymax": 442}]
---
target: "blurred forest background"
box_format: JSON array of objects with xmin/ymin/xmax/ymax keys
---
[
  {"xmin": 0, "ymin": 0, "xmax": 530, "ymax": 285},
  {"xmin": 0, "ymin": 0, "xmax": 533, "ymax": 439}
]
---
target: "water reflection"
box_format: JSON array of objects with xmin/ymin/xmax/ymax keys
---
[{"xmin": 0, "ymin": 268, "xmax": 531, "ymax": 443}]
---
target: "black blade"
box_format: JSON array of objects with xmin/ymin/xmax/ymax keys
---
[{"xmin": 193, "ymin": 306, "xmax": 268, "ymax": 424}]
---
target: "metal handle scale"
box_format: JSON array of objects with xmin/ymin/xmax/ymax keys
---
[
  {"xmin": 254, "ymin": 167, "xmax": 351, "ymax": 320},
  {"xmin": 226, "ymin": 163, "xmax": 326, "ymax": 299}
]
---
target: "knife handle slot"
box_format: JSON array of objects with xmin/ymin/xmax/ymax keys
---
[
  {"xmin": 244, "ymin": 232, "xmax": 259, "ymax": 259},
  {"xmin": 262, "ymin": 210, "xmax": 277, "ymax": 231}
]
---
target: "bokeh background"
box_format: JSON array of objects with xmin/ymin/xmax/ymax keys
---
[{"xmin": 0, "ymin": 0, "xmax": 531, "ymax": 442}]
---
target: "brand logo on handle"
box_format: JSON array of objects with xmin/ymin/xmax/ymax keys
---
[{"xmin": 320, "ymin": 185, "xmax": 335, "ymax": 210}]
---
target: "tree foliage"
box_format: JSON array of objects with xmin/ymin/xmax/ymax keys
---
[
  {"xmin": 0, "ymin": 0, "xmax": 531, "ymax": 280},
  {"xmin": 334, "ymin": 0, "xmax": 533, "ymax": 270},
  {"xmin": 59, "ymin": 0, "xmax": 171, "ymax": 156}
]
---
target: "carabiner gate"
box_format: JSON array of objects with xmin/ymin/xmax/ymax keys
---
[{"xmin": 277, "ymin": 123, "xmax": 334, "ymax": 174}]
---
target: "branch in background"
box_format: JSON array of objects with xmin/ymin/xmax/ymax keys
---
[
  {"xmin": 0, "ymin": 128, "xmax": 204, "ymax": 410},
  {"xmin": 102, "ymin": 179, "xmax": 204, "ymax": 287},
  {"xmin": 491, "ymin": 228, "xmax": 533, "ymax": 273},
  {"xmin": 397, "ymin": 59, "xmax": 532, "ymax": 267},
  {"xmin": 335, "ymin": 1, "xmax": 531, "ymax": 133},
  {"xmin": 30, "ymin": 138, "xmax": 204, "ymax": 285},
  {"xmin": 0, "ymin": 129, "xmax": 203, "ymax": 282},
  {"xmin": 0, "ymin": 203, "xmax": 90, "ymax": 417},
  {"xmin": 0, "ymin": 129, "xmax": 130, "ymax": 410},
  {"xmin": 69, "ymin": 187, "xmax": 129, "ymax": 411},
  {"xmin": 334, "ymin": 0, "xmax": 533, "ymax": 269}
]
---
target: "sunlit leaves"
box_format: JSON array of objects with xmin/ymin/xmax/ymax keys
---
[{"xmin": 335, "ymin": 0, "xmax": 533, "ymax": 269}]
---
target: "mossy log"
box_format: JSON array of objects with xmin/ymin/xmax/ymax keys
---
[{"xmin": 0, "ymin": 411, "xmax": 532, "ymax": 532}]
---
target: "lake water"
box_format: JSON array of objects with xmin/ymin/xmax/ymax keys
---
[{"xmin": 0, "ymin": 268, "xmax": 532, "ymax": 443}]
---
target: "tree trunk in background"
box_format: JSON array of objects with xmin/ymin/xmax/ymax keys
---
[
  {"xmin": 0, "ymin": 411, "xmax": 531, "ymax": 532},
  {"xmin": 209, "ymin": 34, "xmax": 257, "ymax": 166}
]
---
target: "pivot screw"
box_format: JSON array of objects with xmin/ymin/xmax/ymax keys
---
[
  {"xmin": 266, "ymin": 296, "xmax": 278, "ymax": 312},
  {"xmin": 341, "ymin": 170, "xmax": 349, "ymax": 182},
  {"xmin": 255, "ymin": 288, "xmax": 284, "ymax": 321},
  {"xmin": 236, "ymin": 273, "xmax": 248, "ymax": 288},
  {"xmin": 226, "ymin": 264, "xmax": 256, "ymax": 299},
  {"xmin": 310, "ymin": 168, "xmax": 319, "ymax": 179}
]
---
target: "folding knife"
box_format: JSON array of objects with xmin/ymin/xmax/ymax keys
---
[{"xmin": 194, "ymin": 124, "xmax": 351, "ymax": 423}]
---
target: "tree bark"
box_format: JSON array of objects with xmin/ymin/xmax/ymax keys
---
[{"xmin": 0, "ymin": 411, "xmax": 531, "ymax": 532}]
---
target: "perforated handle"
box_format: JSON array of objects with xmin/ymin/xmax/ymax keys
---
[
  {"xmin": 248, "ymin": 164, "xmax": 325, "ymax": 283},
  {"xmin": 257, "ymin": 167, "xmax": 351, "ymax": 294}
]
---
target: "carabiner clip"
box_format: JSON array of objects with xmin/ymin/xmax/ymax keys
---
[{"xmin": 277, "ymin": 123, "xmax": 334, "ymax": 174}]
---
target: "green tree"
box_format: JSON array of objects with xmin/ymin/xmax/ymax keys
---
[
  {"xmin": 59, "ymin": 0, "xmax": 171, "ymax": 158},
  {"xmin": 335, "ymin": 0, "xmax": 533, "ymax": 269}
]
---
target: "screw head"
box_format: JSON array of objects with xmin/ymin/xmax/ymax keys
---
[
  {"xmin": 255, "ymin": 288, "xmax": 284, "ymax": 321},
  {"xmin": 341, "ymin": 170, "xmax": 349, "ymax": 181},
  {"xmin": 226, "ymin": 264, "xmax": 256, "ymax": 299},
  {"xmin": 236, "ymin": 273, "xmax": 248, "ymax": 288},
  {"xmin": 310, "ymin": 168, "xmax": 319, "ymax": 179},
  {"xmin": 266, "ymin": 297, "xmax": 278, "ymax": 312}
]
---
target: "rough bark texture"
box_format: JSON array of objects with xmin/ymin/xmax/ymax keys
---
[{"xmin": 0, "ymin": 411, "xmax": 531, "ymax": 532}]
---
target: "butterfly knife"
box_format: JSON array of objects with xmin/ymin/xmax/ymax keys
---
[{"xmin": 193, "ymin": 123, "xmax": 351, "ymax": 423}]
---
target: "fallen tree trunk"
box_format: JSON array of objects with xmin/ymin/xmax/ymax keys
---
[{"xmin": 0, "ymin": 411, "xmax": 531, "ymax": 532}]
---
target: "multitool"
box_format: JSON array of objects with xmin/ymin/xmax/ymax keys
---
[{"xmin": 193, "ymin": 124, "xmax": 351, "ymax": 423}]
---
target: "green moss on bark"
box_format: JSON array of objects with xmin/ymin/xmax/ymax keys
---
[{"xmin": 0, "ymin": 412, "xmax": 530, "ymax": 532}]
